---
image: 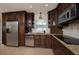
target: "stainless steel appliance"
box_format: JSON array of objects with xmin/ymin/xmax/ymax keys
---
[
  {"xmin": 6, "ymin": 21, "xmax": 18, "ymax": 46},
  {"xmin": 25, "ymin": 35, "xmax": 34, "ymax": 47}
]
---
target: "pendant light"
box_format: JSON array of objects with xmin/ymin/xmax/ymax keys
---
[{"xmin": 39, "ymin": 12, "xmax": 42, "ymax": 19}]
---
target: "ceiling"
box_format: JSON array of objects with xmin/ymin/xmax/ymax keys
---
[{"xmin": 0, "ymin": 3, "xmax": 58, "ymax": 14}]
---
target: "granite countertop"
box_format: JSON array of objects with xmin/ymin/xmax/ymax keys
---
[
  {"xmin": 25, "ymin": 33, "xmax": 63, "ymax": 35},
  {"xmin": 25, "ymin": 33, "xmax": 50, "ymax": 35},
  {"xmin": 51, "ymin": 34, "xmax": 79, "ymax": 55}
]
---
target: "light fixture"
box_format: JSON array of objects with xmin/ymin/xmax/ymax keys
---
[
  {"xmin": 29, "ymin": 6, "xmax": 32, "ymax": 8},
  {"xmin": 53, "ymin": 21, "xmax": 56, "ymax": 26},
  {"xmin": 39, "ymin": 12, "xmax": 43, "ymax": 19},
  {"xmin": 45, "ymin": 4, "xmax": 48, "ymax": 7}
]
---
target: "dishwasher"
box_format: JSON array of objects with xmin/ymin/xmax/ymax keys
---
[{"xmin": 25, "ymin": 35, "xmax": 34, "ymax": 47}]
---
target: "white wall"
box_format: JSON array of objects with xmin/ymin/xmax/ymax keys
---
[
  {"xmin": 0, "ymin": 13, "xmax": 2, "ymax": 44},
  {"xmin": 63, "ymin": 20, "xmax": 79, "ymax": 39}
]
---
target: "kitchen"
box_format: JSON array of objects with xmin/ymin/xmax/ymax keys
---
[{"xmin": 0, "ymin": 3, "xmax": 79, "ymax": 55}]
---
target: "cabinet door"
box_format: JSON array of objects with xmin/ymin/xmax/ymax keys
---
[
  {"xmin": 40, "ymin": 35, "xmax": 46, "ymax": 48},
  {"xmin": 34, "ymin": 35, "xmax": 52, "ymax": 48},
  {"xmin": 2, "ymin": 13, "xmax": 6, "ymax": 45},
  {"xmin": 6, "ymin": 13, "xmax": 18, "ymax": 21},
  {"xmin": 45, "ymin": 35, "xmax": 52, "ymax": 48},
  {"xmin": 34, "ymin": 35, "xmax": 41, "ymax": 47}
]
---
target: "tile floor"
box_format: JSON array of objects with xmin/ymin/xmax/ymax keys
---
[{"xmin": 0, "ymin": 44, "xmax": 53, "ymax": 55}]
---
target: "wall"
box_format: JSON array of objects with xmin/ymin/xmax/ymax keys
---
[
  {"xmin": 0, "ymin": 13, "xmax": 2, "ymax": 44},
  {"xmin": 63, "ymin": 20, "xmax": 79, "ymax": 39}
]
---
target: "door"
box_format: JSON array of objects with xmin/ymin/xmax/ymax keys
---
[{"xmin": 6, "ymin": 21, "xmax": 18, "ymax": 46}]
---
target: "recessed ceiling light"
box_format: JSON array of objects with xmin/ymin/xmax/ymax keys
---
[
  {"xmin": 45, "ymin": 4, "xmax": 48, "ymax": 7},
  {"xmin": 29, "ymin": 6, "xmax": 32, "ymax": 8}
]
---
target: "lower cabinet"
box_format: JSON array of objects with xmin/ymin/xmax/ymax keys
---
[
  {"xmin": 45, "ymin": 35, "xmax": 52, "ymax": 48},
  {"xmin": 30, "ymin": 35, "xmax": 74, "ymax": 54},
  {"xmin": 34, "ymin": 35, "xmax": 52, "ymax": 49},
  {"xmin": 52, "ymin": 36, "xmax": 74, "ymax": 55},
  {"xmin": 34, "ymin": 35, "xmax": 41, "ymax": 47},
  {"xmin": 40, "ymin": 35, "xmax": 46, "ymax": 48}
]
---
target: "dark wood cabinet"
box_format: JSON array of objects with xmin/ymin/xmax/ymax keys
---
[
  {"xmin": 48, "ymin": 8, "xmax": 63, "ymax": 34},
  {"xmin": 45, "ymin": 35, "xmax": 52, "ymax": 48},
  {"xmin": 52, "ymin": 35, "xmax": 74, "ymax": 55},
  {"xmin": 40, "ymin": 35, "xmax": 45, "ymax": 48},
  {"xmin": 58, "ymin": 4, "xmax": 79, "ymax": 25},
  {"xmin": 57, "ymin": 3, "xmax": 74, "ymax": 16},
  {"xmin": 25, "ymin": 13, "xmax": 34, "ymax": 33},
  {"xmin": 57, "ymin": 3, "xmax": 79, "ymax": 25},
  {"xmin": 18, "ymin": 12, "xmax": 26, "ymax": 46},
  {"xmin": 34, "ymin": 35, "xmax": 52, "ymax": 49},
  {"xmin": 48, "ymin": 9, "xmax": 58, "ymax": 27},
  {"xmin": 5, "ymin": 13, "xmax": 18, "ymax": 21},
  {"xmin": 34, "ymin": 35, "xmax": 41, "ymax": 47},
  {"xmin": 2, "ymin": 13, "xmax": 6, "ymax": 45},
  {"xmin": 48, "ymin": 3, "xmax": 79, "ymax": 34},
  {"xmin": 2, "ymin": 11, "xmax": 27, "ymax": 46},
  {"xmin": 48, "ymin": 3, "xmax": 73, "ymax": 26},
  {"xmin": 51, "ymin": 26, "xmax": 63, "ymax": 34}
]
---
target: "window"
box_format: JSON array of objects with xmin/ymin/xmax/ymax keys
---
[{"xmin": 35, "ymin": 19, "xmax": 48, "ymax": 33}]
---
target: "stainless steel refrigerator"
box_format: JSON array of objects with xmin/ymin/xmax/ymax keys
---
[{"xmin": 6, "ymin": 21, "xmax": 18, "ymax": 46}]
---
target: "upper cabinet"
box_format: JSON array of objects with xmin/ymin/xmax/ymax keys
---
[
  {"xmin": 48, "ymin": 3, "xmax": 79, "ymax": 26},
  {"xmin": 26, "ymin": 13, "xmax": 34, "ymax": 28},
  {"xmin": 25, "ymin": 13, "xmax": 34, "ymax": 33},
  {"xmin": 48, "ymin": 3, "xmax": 79, "ymax": 34},
  {"xmin": 48, "ymin": 7, "xmax": 63, "ymax": 34},
  {"xmin": 3, "ymin": 11, "xmax": 27, "ymax": 21},
  {"xmin": 58, "ymin": 3, "xmax": 79, "ymax": 25},
  {"xmin": 57, "ymin": 3, "xmax": 72, "ymax": 16},
  {"xmin": 48, "ymin": 8, "xmax": 58, "ymax": 28},
  {"xmin": 5, "ymin": 13, "xmax": 18, "ymax": 21}
]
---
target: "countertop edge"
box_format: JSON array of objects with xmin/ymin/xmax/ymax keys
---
[{"xmin": 51, "ymin": 34, "xmax": 79, "ymax": 55}]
